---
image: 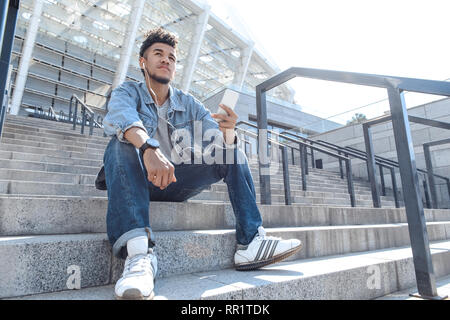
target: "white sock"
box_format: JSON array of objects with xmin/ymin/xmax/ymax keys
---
[{"xmin": 127, "ymin": 236, "xmax": 148, "ymax": 257}]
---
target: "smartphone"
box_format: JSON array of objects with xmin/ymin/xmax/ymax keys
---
[{"xmin": 215, "ymin": 89, "xmax": 240, "ymax": 122}]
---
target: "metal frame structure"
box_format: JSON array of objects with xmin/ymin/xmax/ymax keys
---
[
  {"xmin": 363, "ymin": 114, "xmax": 450, "ymax": 209},
  {"xmin": 237, "ymin": 120, "xmax": 355, "ymax": 207},
  {"xmin": 256, "ymin": 66, "xmax": 450, "ymax": 299},
  {"xmin": 7, "ymin": 0, "xmax": 295, "ymax": 120},
  {"xmin": 0, "ymin": 0, "xmax": 19, "ymax": 137}
]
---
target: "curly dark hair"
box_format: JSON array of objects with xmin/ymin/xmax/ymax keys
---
[{"xmin": 139, "ymin": 27, "xmax": 178, "ymax": 58}]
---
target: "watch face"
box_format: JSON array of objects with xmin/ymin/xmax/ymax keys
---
[{"xmin": 146, "ymin": 138, "xmax": 160, "ymax": 148}]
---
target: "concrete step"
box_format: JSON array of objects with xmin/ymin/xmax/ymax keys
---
[
  {"xmin": 190, "ymin": 189, "xmax": 397, "ymax": 207},
  {"xmin": 0, "ymin": 177, "xmax": 394, "ymax": 207},
  {"xmin": 0, "ymin": 158, "xmax": 101, "ymax": 175},
  {"xmin": 0, "ymin": 179, "xmax": 106, "ymax": 197},
  {"xmin": 0, "ymin": 167, "xmax": 395, "ymax": 205},
  {"xmin": 0, "ymin": 150, "xmax": 104, "ymax": 168},
  {"xmin": 211, "ymin": 182, "xmax": 395, "ymax": 201},
  {"xmin": 3, "ymin": 119, "xmax": 107, "ymax": 140},
  {"xmin": 0, "ymin": 142, "xmax": 104, "ymax": 160},
  {"xmin": 0, "ymin": 168, "xmax": 96, "ymax": 185},
  {"xmin": 5, "ymin": 115, "xmax": 106, "ymax": 137},
  {"xmin": 2, "ymin": 125, "xmax": 110, "ymax": 146},
  {"xmin": 0, "ymin": 138, "xmax": 105, "ymax": 156},
  {"xmin": 2, "ymin": 131, "xmax": 108, "ymax": 151},
  {"xmin": 3, "ymin": 238, "xmax": 450, "ymax": 299},
  {"xmin": 2, "ymin": 196, "xmax": 436, "ymax": 236},
  {"xmin": 10, "ymin": 241, "xmax": 450, "ymax": 300}
]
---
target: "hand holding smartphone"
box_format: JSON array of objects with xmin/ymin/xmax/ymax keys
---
[{"xmin": 214, "ymin": 89, "xmax": 239, "ymax": 122}]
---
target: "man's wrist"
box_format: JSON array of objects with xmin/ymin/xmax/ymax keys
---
[{"xmin": 139, "ymin": 138, "xmax": 160, "ymax": 155}]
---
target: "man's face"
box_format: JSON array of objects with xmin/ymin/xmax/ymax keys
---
[{"xmin": 140, "ymin": 42, "xmax": 177, "ymax": 85}]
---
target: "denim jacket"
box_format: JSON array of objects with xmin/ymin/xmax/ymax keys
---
[{"xmin": 103, "ymin": 81, "xmax": 237, "ymax": 152}]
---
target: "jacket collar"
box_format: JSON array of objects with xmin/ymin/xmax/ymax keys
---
[{"xmin": 139, "ymin": 82, "xmax": 185, "ymax": 112}]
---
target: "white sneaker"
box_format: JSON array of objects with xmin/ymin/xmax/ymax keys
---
[
  {"xmin": 114, "ymin": 236, "xmax": 157, "ymax": 300},
  {"xmin": 234, "ymin": 226, "xmax": 302, "ymax": 271}
]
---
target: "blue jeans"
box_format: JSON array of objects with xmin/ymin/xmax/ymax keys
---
[{"xmin": 104, "ymin": 136, "xmax": 263, "ymax": 259}]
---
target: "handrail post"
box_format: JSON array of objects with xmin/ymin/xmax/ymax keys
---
[
  {"xmin": 310, "ymin": 142, "xmax": 315, "ymax": 168},
  {"xmin": 299, "ymin": 143, "xmax": 306, "ymax": 191},
  {"xmin": 291, "ymin": 146, "xmax": 295, "ymax": 165},
  {"xmin": 73, "ymin": 100, "xmax": 78, "ymax": 130},
  {"xmin": 346, "ymin": 159, "xmax": 356, "ymax": 207},
  {"xmin": 423, "ymin": 144, "xmax": 438, "ymax": 209},
  {"xmin": 423, "ymin": 178, "xmax": 431, "ymax": 209},
  {"xmin": 69, "ymin": 97, "xmax": 73, "ymax": 122},
  {"xmin": 281, "ymin": 145, "xmax": 292, "ymax": 205},
  {"xmin": 89, "ymin": 112, "xmax": 94, "ymax": 136},
  {"xmin": 387, "ymin": 85, "xmax": 438, "ymax": 298},
  {"xmin": 304, "ymin": 146, "xmax": 309, "ymax": 175},
  {"xmin": 379, "ymin": 165, "xmax": 386, "ymax": 196},
  {"xmin": 338, "ymin": 151, "xmax": 344, "ymax": 179},
  {"xmin": 80, "ymin": 108, "xmax": 85, "ymax": 135},
  {"xmin": 363, "ymin": 123, "xmax": 381, "ymax": 208},
  {"xmin": 256, "ymin": 86, "xmax": 271, "ymax": 204},
  {"xmin": 446, "ymin": 179, "xmax": 450, "ymax": 203},
  {"xmin": 390, "ymin": 167, "xmax": 400, "ymax": 208}
]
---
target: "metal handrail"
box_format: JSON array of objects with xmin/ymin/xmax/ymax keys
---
[
  {"xmin": 317, "ymin": 139, "xmax": 449, "ymax": 209},
  {"xmin": 236, "ymin": 121, "xmax": 355, "ymax": 207},
  {"xmin": 345, "ymin": 145, "xmax": 449, "ymax": 181},
  {"xmin": 278, "ymin": 133, "xmax": 401, "ymax": 207},
  {"xmin": 254, "ymin": 66, "xmax": 450, "ymax": 298},
  {"xmin": 236, "ymin": 126, "xmax": 296, "ymax": 205},
  {"xmin": 69, "ymin": 94, "xmax": 103, "ymax": 135}
]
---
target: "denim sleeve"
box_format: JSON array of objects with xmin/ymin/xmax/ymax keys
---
[{"xmin": 103, "ymin": 83, "xmax": 148, "ymax": 143}]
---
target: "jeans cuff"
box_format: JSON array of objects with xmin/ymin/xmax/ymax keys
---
[{"xmin": 112, "ymin": 227, "xmax": 155, "ymax": 259}]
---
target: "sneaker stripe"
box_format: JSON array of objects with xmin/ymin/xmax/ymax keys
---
[
  {"xmin": 254, "ymin": 240, "xmax": 267, "ymax": 262},
  {"xmin": 261, "ymin": 240, "xmax": 273, "ymax": 261},
  {"xmin": 268, "ymin": 240, "xmax": 279, "ymax": 259}
]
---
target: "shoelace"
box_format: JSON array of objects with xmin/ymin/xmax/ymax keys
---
[
  {"xmin": 122, "ymin": 253, "xmax": 153, "ymax": 278},
  {"xmin": 255, "ymin": 226, "xmax": 281, "ymax": 241}
]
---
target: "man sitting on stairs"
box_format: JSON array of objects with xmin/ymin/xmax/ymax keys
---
[{"xmin": 102, "ymin": 27, "xmax": 302, "ymax": 300}]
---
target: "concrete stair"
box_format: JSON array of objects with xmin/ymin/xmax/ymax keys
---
[{"xmin": 1, "ymin": 114, "xmax": 449, "ymax": 300}]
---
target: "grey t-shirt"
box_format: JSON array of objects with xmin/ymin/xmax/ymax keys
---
[{"xmin": 153, "ymin": 99, "xmax": 174, "ymax": 161}]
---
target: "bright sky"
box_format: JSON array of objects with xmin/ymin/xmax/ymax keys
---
[{"xmin": 206, "ymin": 0, "xmax": 450, "ymax": 125}]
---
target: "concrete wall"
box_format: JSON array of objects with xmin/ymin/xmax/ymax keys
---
[
  {"xmin": 203, "ymin": 88, "xmax": 341, "ymax": 133},
  {"xmin": 310, "ymin": 98, "xmax": 450, "ymax": 208}
]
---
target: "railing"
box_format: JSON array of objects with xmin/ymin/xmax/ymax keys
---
[
  {"xmin": 423, "ymin": 138, "xmax": 450, "ymax": 209},
  {"xmin": 236, "ymin": 125, "xmax": 295, "ymax": 205},
  {"xmin": 33, "ymin": 105, "xmax": 58, "ymax": 121},
  {"xmin": 69, "ymin": 94, "xmax": 103, "ymax": 136},
  {"xmin": 255, "ymin": 66, "xmax": 450, "ymax": 299},
  {"xmin": 279, "ymin": 131, "xmax": 400, "ymax": 208},
  {"xmin": 344, "ymin": 144, "xmax": 450, "ymax": 208},
  {"xmin": 361, "ymin": 114, "xmax": 450, "ymax": 210},
  {"xmin": 236, "ymin": 120, "xmax": 355, "ymax": 207}
]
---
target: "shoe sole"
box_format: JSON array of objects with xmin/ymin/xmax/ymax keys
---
[
  {"xmin": 234, "ymin": 242, "xmax": 303, "ymax": 271},
  {"xmin": 115, "ymin": 288, "xmax": 155, "ymax": 300}
]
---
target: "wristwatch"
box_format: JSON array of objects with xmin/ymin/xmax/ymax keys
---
[{"xmin": 139, "ymin": 138, "xmax": 160, "ymax": 155}]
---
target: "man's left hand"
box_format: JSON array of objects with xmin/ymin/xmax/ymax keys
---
[{"xmin": 211, "ymin": 104, "xmax": 238, "ymax": 144}]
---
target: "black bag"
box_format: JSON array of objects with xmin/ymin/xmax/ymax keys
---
[
  {"xmin": 95, "ymin": 95, "xmax": 142, "ymax": 191},
  {"xmin": 95, "ymin": 165, "xmax": 107, "ymax": 190}
]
